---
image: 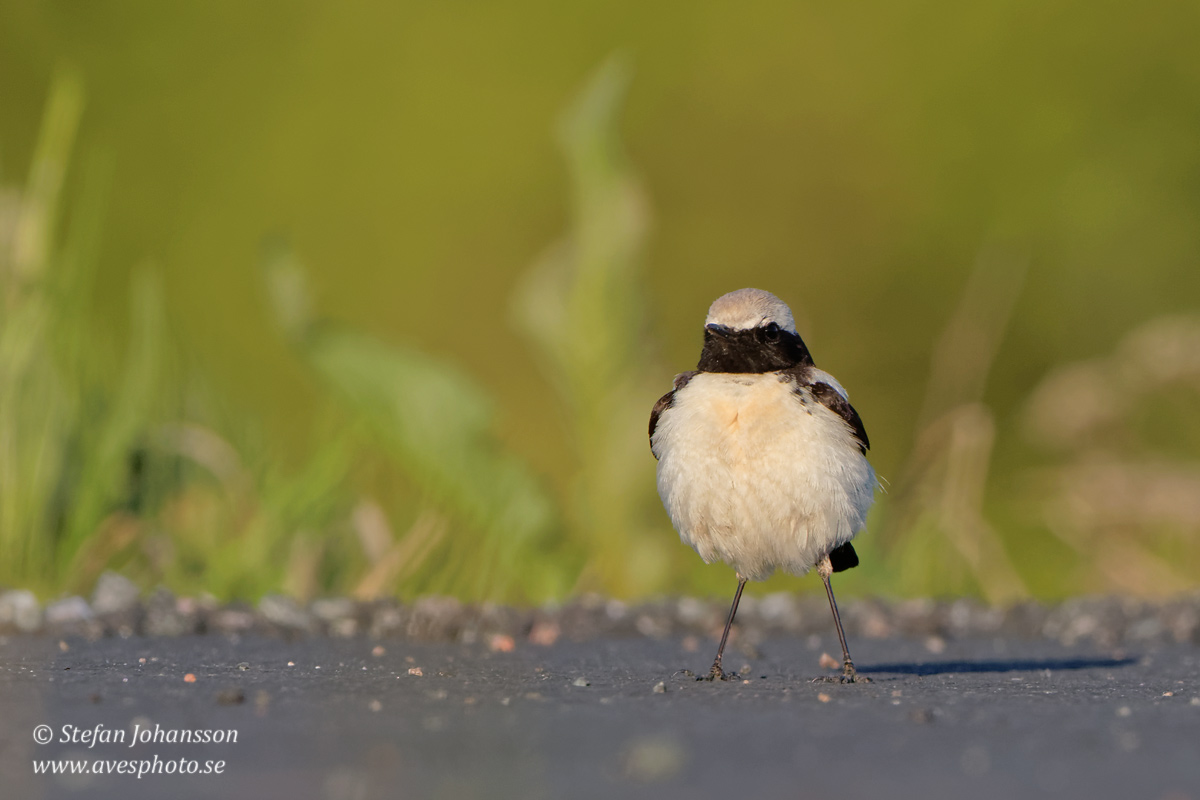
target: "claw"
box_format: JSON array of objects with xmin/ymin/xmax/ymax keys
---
[
  {"xmin": 700, "ymin": 664, "xmax": 740, "ymax": 681},
  {"xmin": 840, "ymin": 662, "xmax": 871, "ymax": 683},
  {"xmin": 812, "ymin": 664, "xmax": 872, "ymax": 684},
  {"xmin": 838, "ymin": 672, "xmax": 872, "ymax": 684}
]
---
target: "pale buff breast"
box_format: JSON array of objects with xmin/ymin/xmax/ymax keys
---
[{"xmin": 653, "ymin": 372, "xmax": 876, "ymax": 581}]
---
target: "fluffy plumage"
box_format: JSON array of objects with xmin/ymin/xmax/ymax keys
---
[
  {"xmin": 652, "ymin": 370, "xmax": 875, "ymax": 580},
  {"xmin": 652, "ymin": 288, "xmax": 876, "ymax": 579}
]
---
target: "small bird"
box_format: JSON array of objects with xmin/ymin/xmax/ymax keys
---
[{"xmin": 650, "ymin": 288, "xmax": 876, "ymax": 682}]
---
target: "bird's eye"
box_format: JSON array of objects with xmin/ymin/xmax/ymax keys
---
[{"xmin": 762, "ymin": 322, "xmax": 781, "ymax": 343}]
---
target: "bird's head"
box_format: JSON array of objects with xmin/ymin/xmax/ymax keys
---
[
  {"xmin": 698, "ymin": 288, "xmax": 812, "ymax": 373},
  {"xmin": 704, "ymin": 288, "xmax": 797, "ymax": 336}
]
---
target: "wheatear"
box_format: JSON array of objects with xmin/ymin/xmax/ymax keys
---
[{"xmin": 650, "ymin": 288, "xmax": 876, "ymax": 682}]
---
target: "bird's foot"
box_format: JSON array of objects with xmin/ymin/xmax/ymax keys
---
[
  {"xmin": 812, "ymin": 674, "xmax": 871, "ymax": 684},
  {"xmin": 812, "ymin": 662, "xmax": 871, "ymax": 684},
  {"xmin": 700, "ymin": 663, "xmax": 739, "ymax": 682}
]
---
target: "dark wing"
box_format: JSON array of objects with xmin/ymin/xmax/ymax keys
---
[
  {"xmin": 789, "ymin": 371, "xmax": 868, "ymax": 572},
  {"xmin": 815, "ymin": 388, "xmax": 866, "ymax": 573},
  {"xmin": 648, "ymin": 371, "xmax": 698, "ymax": 459},
  {"xmin": 808, "ymin": 382, "xmax": 869, "ymax": 455}
]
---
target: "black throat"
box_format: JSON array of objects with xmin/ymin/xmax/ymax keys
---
[{"xmin": 697, "ymin": 325, "xmax": 814, "ymax": 373}]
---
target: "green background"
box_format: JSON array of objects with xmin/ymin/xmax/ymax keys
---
[{"xmin": 2, "ymin": 0, "xmax": 1198, "ymax": 604}]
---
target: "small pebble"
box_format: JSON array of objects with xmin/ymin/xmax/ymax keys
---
[
  {"xmin": 91, "ymin": 572, "xmax": 141, "ymax": 616},
  {"xmin": 1117, "ymin": 706, "xmax": 1132, "ymax": 717},
  {"xmin": 372, "ymin": 645, "xmax": 386, "ymax": 657},
  {"xmin": 653, "ymin": 682, "xmax": 666, "ymax": 694},
  {"xmin": 237, "ymin": 662, "xmax": 250, "ymax": 671},
  {"xmin": 528, "ymin": 621, "xmax": 560, "ymax": 646},
  {"xmin": 818, "ymin": 653, "xmax": 839, "ymax": 670},
  {"xmin": 572, "ymin": 677, "xmax": 590, "ymax": 687},
  {"xmin": 909, "ymin": 708, "xmax": 935, "ymax": 724},
  {"xmin": 216, "ymin": 688, "xmax": 245, "ymax": 705},
  {"xmin": 368, "ymin": 699, "xmax": 382, "ymax": 712},
  {"xmin": 622, "ymin": 735, "xmax": 686, "ymax": 783},
  {"xmin": 408, "ymin": 667, "xmax": 424, "ymax": 676},
  {"xmin": 0, "ymin": 589, "xmax": 43, "ymax": 632},
  {"xmin": 817, "ymin": 693, "xmax": 831, "ymax": 703},
  {"xmin": 184, "ymin": 673, "xmax": 197, "ymax": 683},
  {"xmin": 489, "ymin": 634, "xmax": 516, "ymax": 653}
]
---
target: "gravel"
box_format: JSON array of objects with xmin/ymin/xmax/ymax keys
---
[
  {"xmin": 0, "ymin": 589, "xmax": 42, "ymax": 633},
  {"xmin": 3, "ymin": 573, "xmax": 1200, "ymax": 650},
  {"xmin": 90, "ymin": 572, "xmax": 141, "ymax": 617}
]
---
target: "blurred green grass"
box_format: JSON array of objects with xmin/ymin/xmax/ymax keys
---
[{"xmin": 2, "ymin": 3, "xmax": 1199, "ymax": 604}]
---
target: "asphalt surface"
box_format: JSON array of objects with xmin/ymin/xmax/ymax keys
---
[{"xmin": 2, "ymin": 631, "xmax": 1199, "ymax": 800}]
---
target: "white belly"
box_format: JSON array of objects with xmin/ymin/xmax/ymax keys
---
[{"xmin": 653, "ymin": 372, "xmax": 876, "ymax": 581}]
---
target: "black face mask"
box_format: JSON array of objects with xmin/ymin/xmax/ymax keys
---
[{"xmin": 697, "ymin": 323, "xmax": 814, "ymax": 373}]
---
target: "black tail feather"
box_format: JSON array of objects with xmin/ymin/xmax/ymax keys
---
[{"xmin": 829, "ymin": 542, "xmax": 859, "ymax": 573}]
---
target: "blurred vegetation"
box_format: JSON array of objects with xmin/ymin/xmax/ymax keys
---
[
  {"xmin": 1, "ymin": 2, "xmax": 1198, "ymax": 604},
  {"xmin": 510, "ymin": 56, "xmax": 669, "ymax": 595}
]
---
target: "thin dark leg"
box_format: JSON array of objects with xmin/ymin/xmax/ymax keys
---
[
  {"xmin": 817, "ymin": 559, "xmax": 870, "ymax": 683},
  {"xmin": 704, "ymin": 576, "xmax": 747, "ymax": 681}
]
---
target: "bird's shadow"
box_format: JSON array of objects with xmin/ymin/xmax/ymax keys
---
[{"xmin": 861, "ymin": 656, "xmax": 1138, "ymax": 677}]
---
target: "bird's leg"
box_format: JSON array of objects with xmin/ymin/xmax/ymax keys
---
[
  {"xmin": 815, "ymin": 555, "xmax": 870, "ymax": 684},
  {"xmin": 703, "ymin": 576, "xmax": 747, "ymax": 681}
]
